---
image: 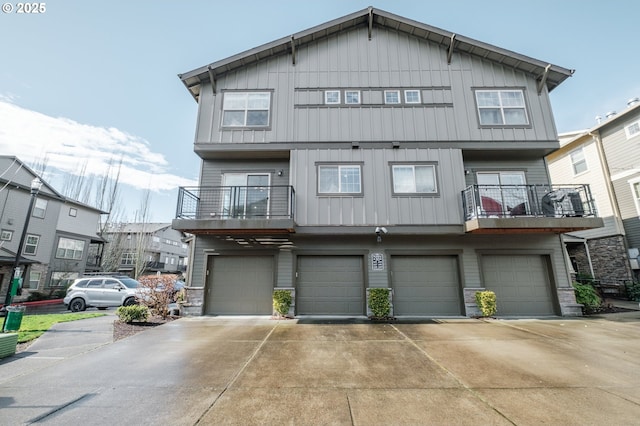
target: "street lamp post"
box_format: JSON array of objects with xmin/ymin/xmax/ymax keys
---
[{"xmin": 1, "ymin": 177, "xmax": 43, "ymax": 314}]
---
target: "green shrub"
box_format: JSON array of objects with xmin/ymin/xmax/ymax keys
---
[
  {"xmin": 626, "ymin": 282, "xmax": 640, "ymax": 302},
  {"xmin": 116, "ymin": 305, "xmax": 150, "ymax": 323},
  {"xmin": 272, "ymin": 290, "xmax": 292, "ymax": 317},
  {"xmin": 475, "ymin": 290, "xmax": 497, "ymax": 317},
  {"xmin": 368, "ymin": 288, "xmax": 391, "ymax": 319},
  {"xmin": 572, "ymin": 281, "xmax": 602, "ymax": 314}
]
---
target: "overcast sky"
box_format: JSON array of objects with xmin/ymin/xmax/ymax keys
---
[{"xmin": 1, "ymin": 0, "xmax": 639, "ymax": 221}]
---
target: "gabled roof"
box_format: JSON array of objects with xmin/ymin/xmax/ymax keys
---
[{"xmin": 179, "ymin": 7, "xmax": 574, "ymax": 101}]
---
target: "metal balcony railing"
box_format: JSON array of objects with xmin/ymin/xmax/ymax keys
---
[
  {"xmin": 462, "ymin": 184, "xmax": 597, "ymax": 221},
  {"xmin": 176, "ymin": 186, "xmax": 295, "ymax": 220}
]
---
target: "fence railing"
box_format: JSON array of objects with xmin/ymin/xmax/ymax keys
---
[
  {"xmin": 176, "ymin": 186, "xmax": 295, "ymax": 220},
  {"xmin": 462, "ymin": 184, "xmax": 597, "ymax": 221}
]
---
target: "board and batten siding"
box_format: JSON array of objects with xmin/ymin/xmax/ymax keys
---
[
  {"xmin": 195, "ymin": 26, "xmax": 558, "ymax": 145},
  {"xmin": 290, "ymin": 147, "xmax": 464, "ymax": 227},
  {"xmin": 463, "ymin": 158, "xmax": 550, "ymax": 187},
  {"xmin": 199, "ymin": 159, "xmax": 291, "ymax": 187}
]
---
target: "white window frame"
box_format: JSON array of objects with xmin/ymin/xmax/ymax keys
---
[
  {"xmin": 404, "ymin": 90, "xmax": 421, "ymax": 104},
  {"xmin": 121, "ymin": 252, "xmax": 137, "ymax": 265},
  {"xmin": 1, "ymin": 229, "xmax": 12, "ymax": 241},
  {"xmin": 391, "ymin": 164, "xmax": 438, "ymax": 194},
  {"xmin": 630, "ymin": 179, "xmax": 640, "ymax": 215},
  {"xmin": 33, "ymin": 198, "xmax": 47, "ymax": 218},
  {"xmin": 55, "ymin": 237, "xmax": 85, "ymax": 260},
  {"xmin": 384, "ymin": 90, "xmax": 401, "ymax": 104},
  {"xmin": 221, "ymin": 91, "xmax": 271, "ymax": 127},
  {"xmin": 24, "ymin": 234, "xmax": 39, "ymax": 255},
  {"xmin": 69, "ymin": 207, "xmax": 77, "ymax": 217},
  {"xmin": 325, "ymin": 90, "xmax": 341, "ymax": 105},
  {"xmin": 475, "ymin": 89, "xmax": 529, "ymax": 126},
  {"xmin": 28, "ymin": 271, "xmax": 41, "ymax": 289},
  {"xmin": 345, "ymin": 90, "xmax": 361, "ymax": 105},
  {"xmin": 570, "ymin": 148, "xmax": 588, "ymax": 175},
  {"xmin": 625, "ymin": 120, "xmax": 640, "ymax": 139},
  {"xmin": 318, "ymin": 164, "xmax": 362, "ymax": 194}
]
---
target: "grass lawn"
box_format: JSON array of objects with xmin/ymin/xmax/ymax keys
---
[{"xmin": 13, "ymin": 313, "xmax": 105, "ymax": 343}]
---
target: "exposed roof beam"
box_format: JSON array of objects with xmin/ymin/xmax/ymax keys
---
[
  {"xmin": 290, "ymin": 35, "xmax": 296, "ymax": 65},
  {"xmin": 368, "ymin": 6, "xmax": 373, "ymax": 40},
  {"xmin": 207, "ymin": 66, "xmax": 216, "ymax": 94},
  {"xmin": 447, "ymin": 33, "xmax": 456, "ymax": 64},
  {"xmin": 537, "ymin": 64, "xmax": 551, "ymax": 94}
]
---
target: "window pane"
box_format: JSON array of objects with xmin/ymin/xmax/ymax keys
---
[
  {"xmin": 500, "ymin": 91, "xmax": 525, "ymax": 107},
  {"xmin": 479, "ymin": 109, "xmax": 503, "ymax": 125},
  {"xmin": 222, "ymin": 111, "xmax": 245, "ymax": 126},
  {"xmin": 319, "ymin": 167, "xmax": 339, "ymax": 192},
  {"xmin": 405, "ymin": 90, "xmax": 420, "ymax": 103},
  {"xmin": 415, "ymin": 166, "xmax": 436, "ymax": 192},
  {"xmin": 223, "ymin": 93, "xmax": 247, "ymax": 109},
  {"xmin": 503, "ymin": 108, "xmax": 527, "ymax": 125},
  {"xmin": 325, "ymin": 91, "xmax": 340, "ymax": 104},
  {"xmin": 340, "ymin": 166, "xmax": 361, "ymax": 193},
  {"xmin": 393, "ymin": 166, "xmax": 414, "ymax": 192},
  {"xmin": 385, "ymin": 91, "xmax": 400, "ymax": 104},
  {"xmin": 246, "ymin": 110, "xmax": 269, "ymax": 126},
  {"xmin": 247, "ymin": 93, "xmax": 270, "ymax": 109},
  {"xmin": 345, "ymin": 91, "xmax": 360, "ymax": 104},
  {"xmin": 476, "ymin": 91, "xmax": 500, "ymax": 107}
]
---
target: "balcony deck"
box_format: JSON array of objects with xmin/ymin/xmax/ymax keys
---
[{"xmin": 462, "ymin": 184, "xmax": 604, "ymax": 234}]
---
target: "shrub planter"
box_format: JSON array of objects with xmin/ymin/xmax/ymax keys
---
[
  {"xmin": 273, "ymin": 288, "xmax": 295, "ymax": 318},
  {"xmin": 367, "ymin": 288, "xmax": 394, "ymax": 321},
  {"xmin": 475, "ymin": 290, "xmax": 497, "ymax": 318}
]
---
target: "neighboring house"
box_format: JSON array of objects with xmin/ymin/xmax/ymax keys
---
[
  {"xmin": 547, "ymin": 98, "xmax": 640, "ymax": 285},
  {"xmin": 101, "ymin": 223, "xmax": 189, "ymax": 277},
  {"xmin": 0, "ymin": 156, "xmax": 106, "ymax": 302},
  {"xmin": 173, "ymin": 7, "xmax": 602, "ymax": 317}
]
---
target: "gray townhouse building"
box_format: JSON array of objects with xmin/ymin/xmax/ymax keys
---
[
  {"xmin": 173, "ymin": 8, "xmax": 603, "ymax": 317},
  {"xmin": 547, "ymin": 99, "xmax": 640, "ymax": 287},
  {"xmin": 0, "ymin": 156, "xmax": 106, "ymax": 302}
]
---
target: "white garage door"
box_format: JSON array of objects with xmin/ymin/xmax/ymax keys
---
[
  {"xmin": 482, "ymin": 255, "xmax": 556, "ymax": 316},
  {"xmin": 391, "ymin": 255, "xmax": 462, "ymax": 316},
  {"xmin": 297, "ymin": 256, "xmax": 364, "ymax": 315},
  {"xmin": 205, "ymin": 255, "xmax": 274, "ymax": 315}
]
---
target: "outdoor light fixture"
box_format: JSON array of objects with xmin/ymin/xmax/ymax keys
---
[{"xmin": 1, "ymin": 177, "xmax": 43, "ymax": 317}]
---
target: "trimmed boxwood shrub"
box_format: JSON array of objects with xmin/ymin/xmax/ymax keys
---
[
  {"xmin": 116, "ymin": 304, "xmax": 150, "ymax": 323},
  {"xmin": 368, "ymin": 288, "xmax": 391, "ymax": 319},
  {"xmin": 273, "ymin": 290, "xmax": 292, "ymax": 317},
  {"xmin": 475, "ymin": 290, "xmax": 497, "ymax": 317}
]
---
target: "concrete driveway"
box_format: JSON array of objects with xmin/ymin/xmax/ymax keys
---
[{"xmin": 1, "ymin": 312, "xmax": 640, "ymax": 425}]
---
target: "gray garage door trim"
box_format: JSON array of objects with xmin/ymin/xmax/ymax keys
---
[
  {"xmin": 391, "ymin": 255, "xmax": 462, "ymax": 316},
  {"xmin": 481, "ymin": 254, "xmax": 556, "ymax": 316},
  {"xmin": 296, "ymin": 255, "xmax": 365, "ymax": 315},
  {"xmin": 205, "ymin": 255, "xmax": 275, "ymax": 315}
]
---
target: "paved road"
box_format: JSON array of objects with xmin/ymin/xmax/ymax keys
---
[{"xmin": 1, "ymin": 310, "xmax": 640, "ymax": 425}]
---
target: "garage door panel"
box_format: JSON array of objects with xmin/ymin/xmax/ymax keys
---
[
  {"xmin": 482, "ymin": 255, "xmax": 555, "ymax": 316},
  {"xmin": 392, "ymin": 256, "xmax": 461, "ymax": 316},
  {"xmin": 206, "ymin": 256, "xmax": 274, "ymax": 315},
  {"xmin": 297, "ymin": 256, "xmax": 364, "ymax": 315}
]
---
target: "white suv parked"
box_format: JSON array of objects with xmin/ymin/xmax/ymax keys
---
[{"xmin": 64, "ymin": 276, "xmax": 142, "ymax": 312}]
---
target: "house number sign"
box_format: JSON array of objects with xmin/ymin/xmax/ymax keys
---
[{"xmin": 371, "ymin": 253, "xmax": 385, "ymax": 271}]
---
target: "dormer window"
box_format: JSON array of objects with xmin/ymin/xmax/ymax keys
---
[{"xmin": 222, "ymin": 92, "xmax": 271, "ymax": 127}]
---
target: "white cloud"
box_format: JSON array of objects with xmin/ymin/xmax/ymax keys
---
[{"xmin": 0, "ymin": 99, "xmax": 197, "ymax": 191}]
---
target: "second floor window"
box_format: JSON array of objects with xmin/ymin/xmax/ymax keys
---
[
  {"xmin": 570, "ymin": 148, "xmax": 588, "ymax": 175},
  {"xmin": 475, "ymin": 89, "xmax": 529, "ymax": 126},
  {"xmin": 222, "ymin": 92, "xmax": 271, "ymax": 127},
  {"xmin": 318, "ymin": 165, "xmax": 362, "ymax": 194},
  {"xmin": 1, "ymin": 230, "xmax": 12, "ymax": 241},
  {"xmin": 345, "ymin": 90, "xmax": 360, "ymax": 104},
  {"xmin": 384, "ymin": 90, "xmax": 401, "ymax": 104},
  {"xmin": 56, "ymin": 237, "xmax": 85, "ymax": 260},
  {"xmin": 122, "ymin": 252, "xmax": 137, "ymax": 265},
  {"xmin": 392, "ymin": 164, "xmax": 437, "ymax": 194},
  {"xmin": 24, "ymin": 234, "xmax": 39, "ymax": 255},
  {"xmin": 33, "ymin": 198, "xmax": 47, "ymax": 218},
  {"xmin": 626, "ymin": 120, "xmax": 640, "ymax": 139}
]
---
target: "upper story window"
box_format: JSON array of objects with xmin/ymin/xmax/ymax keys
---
[
  {"xmin": 625, "ymin": 120, "xmax": 640, "ymax": 139},
  {"xmin": 24, "ymin": 234, "xmax": 39, "ymax": 255},
  {"xmin": 570, "ymin": 148, "xmax": 588, "ymax": 175},
  {"xmin": 69, "ymin": 208, "xmax": 77, "ymax": 217},
  {"xmin": 384, "ymin": 90, "xmax": 401, "ymax": 104},
  {"xmin": 222, "ymin": 92, "xmax": 271, "ymax": 127},
  {"xmin": 632, "ymin": 181, "xmax": 640, "ymax": 215},
  {"xmin": 33, "ymin": 198, "xmax": 47, "ymax": 218},
  {"xmin": 56, "ymin": 237, "xmax": 85, "ymax": 260},
  {"xmin": 345, "ymin": 90, "xmax": 361, "ymax": 105},
  {"xmin": 392, "ymin": 164, "xmax": 438, "ymax": 194},
  {"xmin": 475, "ymin": 89, "xmax": 529, "ymax": 126},
  {"xmin": 1, "ymin": 230, "xmax": 12, "ymax": 241},
  {"xmin": 325, "ymin": 90, "xmax": 341, "ymax": 104},
  {"xmin": 121, "ymin": 252, "xmax": 136, "ymax": 265},
  {"xmin": 404, "ymin": 90, "xmax": 421, "ymax": 104},
  {"xmin": 318, "ymin": 164, "xmax": 362, "ymax": 194}
]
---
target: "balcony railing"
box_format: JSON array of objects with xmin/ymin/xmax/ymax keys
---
[
  {"xmin": 462, "ymin": 184, "xmax": 597, "ymax": 221},
  {"xmin": 176, "ymin": 185, "xmax": 295, "ymax": 220}
]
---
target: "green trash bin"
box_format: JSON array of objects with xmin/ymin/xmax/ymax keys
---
[{"xmin": 3, "ymin": 305, "xmax": 26, "ymax": 332}]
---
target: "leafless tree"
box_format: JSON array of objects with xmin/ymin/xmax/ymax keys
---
[{"xmin": 132, "ymin": 189, "xmax": 152, "ymax": 279}]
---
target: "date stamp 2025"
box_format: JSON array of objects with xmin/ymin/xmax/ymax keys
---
[{"xmin": 2, "ymin": 2, "xmax": 46, "ymax": 14}]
